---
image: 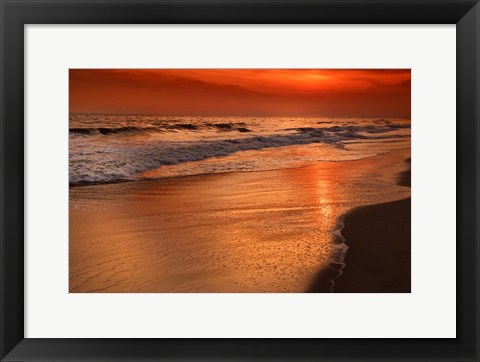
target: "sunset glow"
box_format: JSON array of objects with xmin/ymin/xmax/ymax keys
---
[{"xmin": 69, "ymin": 69, "xmax": 411, "ymax": 117}]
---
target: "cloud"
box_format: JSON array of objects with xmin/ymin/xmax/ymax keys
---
[{"xmin": 69, "ymin": 69, "xmax": 410, "ymax": 117}]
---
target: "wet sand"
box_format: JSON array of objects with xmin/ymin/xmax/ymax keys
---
[
  {"xmin": 332, "ymin": 159, "xmax": 411, "ymax": 293},
  {"xmin": 69, "ymin": 149, "xmax": 410, "ymax": 293}
]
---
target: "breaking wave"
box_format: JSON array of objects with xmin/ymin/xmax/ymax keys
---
[
  {"xmin": 69, "ymin": 122, "xmax": 254, "ymax": 136},
  {"xmin": 70, "ymin": 122, "xmax": 408, "ymax": 137},
  {"xmin": 69, "ymin": 123, "xmax": 410, "ymax": 186}
]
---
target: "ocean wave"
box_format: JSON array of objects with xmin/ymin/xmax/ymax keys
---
[
  {"xmin": 70, "ymin": 126, "xmax": 157, "ymax": 135},
  {"xmin": 70, "ymin": 122, "xmax": 254, "ymax": 136},
  {"xmin": 69, "ymin": 125, "xmax": 409, "ymax": 186},
  {"xmin": 69, "ymin": 122, "xmax": 407, "ymax": 138}
]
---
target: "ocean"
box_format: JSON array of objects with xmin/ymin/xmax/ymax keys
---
[{"xmin": 69, "ymin": 114, "xmax": 411, "ymax": 186}]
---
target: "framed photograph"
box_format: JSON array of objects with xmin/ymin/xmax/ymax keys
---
[{"xmin": 1, "ymin": 0, "xmax": 478, "ymax": 361}]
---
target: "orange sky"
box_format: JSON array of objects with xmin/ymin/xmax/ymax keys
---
[{"xmin": 69, "ymin": 69, "xmax": 411, "ymax": 117}]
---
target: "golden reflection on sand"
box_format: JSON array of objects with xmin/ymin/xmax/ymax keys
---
[{"xmin": 70, "ymin": 148, "xmax": 410, "ymax": 293}]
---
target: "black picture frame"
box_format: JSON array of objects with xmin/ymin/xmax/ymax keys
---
[{"xmin": 1, "ymin": 0, "xmax": 479, "ymax": 361}]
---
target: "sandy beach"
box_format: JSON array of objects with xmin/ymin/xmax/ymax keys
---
[
  {"xmin": 70, "ymin": 148, "xmax": 410, "ymax": 293},
  {"xmin": 332, "ymin": 159, "xmax": 411, "ymax": 293}
]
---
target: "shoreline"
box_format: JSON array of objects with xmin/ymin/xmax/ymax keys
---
[
  {"xmin": 332, "ymin": 197, "xmax": 411, "ymax": 292},
  {"xmin": 70, "ymin": 150, "xmax": 404, "ymax": 188},
  {"xmin": 333, "ymin": 158, "xmax": 411, "ymax": 293},
  {"xmin": 307, "ymin": 158, "xmax": 411, "ymax": 293}
]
